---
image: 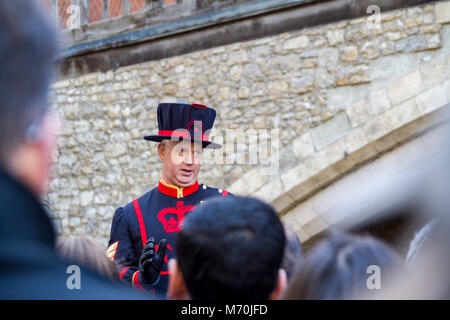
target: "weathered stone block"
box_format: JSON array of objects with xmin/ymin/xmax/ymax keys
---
[
  {"xmin": 322, "ymin": 136, "xmax": 348, "ymax": 166},
  {"xmin": 69, "ymin": 217, "xmax": 81, "ymax": 228},
  {"xmin": 286, "ymin": 177, "xmax": 321, "ymax": 203},
  {"xmin": 326, "ymin": 30, "xmax": 345, "ymax": 46},
  {"xmin": 290, "ymin": 199, "xmax": 316, "ymax": 226},
  {"xmin": 420, "ymin": 55, "xmax": 450, "ymax": 89},
  {"xmin": 315, "ymin": 68, "xmax": 335, "ymax": 88},
  {"xmin": 395, "ymin": 35, "xmax": 428, "ymax": 53},
  {"xmin": 272, "ymin": 192, "xmax": 295, "ymax": 214},
  {"xmin": 435, "ymin": 1, "xmax": 450, "ymax": 24},
  {"xmin": 80, "ymin": 191, "xmax": 94, "ymax": 207},
  {"xmin": 291, "ymin": 132, "xmax": 315, "ymax": 160},
  {"xmin": 318, "ymin": 48, "xmax": 339, "ymax": 67},
  {"xmin": 420, "ymin": 24, "xmax": 441, "ymax": 34},
  {"xmin": 228, "ymin": 167, "xmax": 269, "ymax": 196},
  {"xmin": 387, "ymin": 70, "xmax": 424, "ymax": 106},
  {"xmin": 309, "ymin": 112, "xmax": 352, "ymax": 149},
  {"xmin": 361, "ymin": 41, "xmax": 380, "ymax": 60},
  {"xmin": 267, "ymin": 81, "xmax": 288, "ymax": 95},
  {"xmin": 311, "ymin": 149, "xmax": 341, "ymax": 186},
  {"xmin": 346, "ymin": 98, "xmax": 373, "ymax": 127},
  {"xmin": 342, "ymin": 127, "xmax": 369, "ymax": 157},
  {"xmin": 369, "ymin": 88, "xmax": 391, "ymax": 116},
  {"xmin": 283, "ymin": 35, "xmax": 309, "ymax": 50},
  {"xmin": 104, "ymin": 143, "xmax": 128, "ymax": 159},
  {"xmin": 341, "ymin": 45, "xmax": 358, "ymax": 62},
  {"xmin": 384, "ymin": 98, "xmax": 420, "ymax": 131},
  {"xmin": 362, "ymin": 114, "xmax": 393, "ymax": 142},
  {"xmin": 253, "ymin": 178, "xmax": 284, "ymax": 204},
  {"xmin": 416, "ymin": 85, "xmax": 449, "ymax": 116},
  {"xmin": 426, "ymin": 33, "xmax": 441, "ymax": 49},
  {"xmin": 291, "ymin": 76, "xmax": 314, "ymax": 93},
  {"xmin": 349, "ymin": 141, "xmax": 378, "ymax": 164},
  {"xmin": 281, "ymin": 212, "xmax": 298, "ymax": 229},
  {"xmin": 280, "ymin": 162, "xmax": 309, "ymax": 192},
  {"xmin": 303, "ymin": 216, "xmax": 328, "ymax": 238}
]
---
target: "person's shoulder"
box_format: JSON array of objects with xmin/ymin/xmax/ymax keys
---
[
  {"xmin": 119, "ymin": 186, "xmax": 159, "ymax": 215},
  {"xmin": 0, "ymin": 239, "xmax": 152, "ymax": 300},
  {"xmin": 198, "ymin": 183, "xmax": 233, "ymax": 197}
]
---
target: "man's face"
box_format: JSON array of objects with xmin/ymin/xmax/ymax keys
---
[{"xmin": 159, "ymin": 140, "xmax": 202, "ymax": 187}]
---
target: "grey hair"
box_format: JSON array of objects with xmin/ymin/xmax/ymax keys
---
[{"xmin": 0, "ymin": 0, "xmax": 58, "ymax": 164}]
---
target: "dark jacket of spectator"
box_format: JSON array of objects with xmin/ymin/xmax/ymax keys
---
[{"xmin": 0, "ymin": 169, "xmax": 145, "ymax": 299}]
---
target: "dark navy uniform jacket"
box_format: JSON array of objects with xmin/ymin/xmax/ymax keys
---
[{"xmin": 108, "ymin": 179, "xmax": 230, "ymax": 295}]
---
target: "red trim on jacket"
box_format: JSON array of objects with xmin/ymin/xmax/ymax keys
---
[
  {"xmin": 192, "ymin": 103, "xmax": 207, "ymax": 109},
  {"xmin": 132, "ymin": 199, "xmax": 148, "ymax": 247},
  {"xmin": 132, "ymin": 271, "xmax": 144, "ymax": 291},
  {"xmin": 119, "ymin": 267, "xmax": 130, "ymax": 280}
]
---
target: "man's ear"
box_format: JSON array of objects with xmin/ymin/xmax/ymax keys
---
[
  {"xmin": 167, "ymin": 258, "xmax": 190, "ymax": 300},
  {"xmin": 7, "ymin": 111, "xmax": 60, "ymax": 196},
  {"xmin": 158, "ymin": 141, "xmax": 165, "ymax": 161},
  {"xmin": 269, "ymin": 269, "xmax": 288, "ymax": 300}
]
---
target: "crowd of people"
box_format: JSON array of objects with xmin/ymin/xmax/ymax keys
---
[{"xmin": 1, "ymin": 0, "xmax": 450, "ymax": 300}]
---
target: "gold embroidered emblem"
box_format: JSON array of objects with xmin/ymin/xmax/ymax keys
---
[{"xmin": 106, "ymin": 241, "xmax": 119, "ymax": 261}]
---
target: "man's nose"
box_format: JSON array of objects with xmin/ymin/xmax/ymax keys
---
[{"xmin": 184, "ymin": 152, "xmax": 194, "ymax": 164}]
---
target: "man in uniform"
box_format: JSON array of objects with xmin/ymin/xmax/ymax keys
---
[{"xmin": 108, "ymin": 102, "xmax": 231, "ymax": 295}]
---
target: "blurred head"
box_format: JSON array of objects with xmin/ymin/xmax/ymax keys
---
[
  {"xmin": 56, "ymin": 235, "xmax": 119, "ymax": 281},
  {"xmin": 283, "ymin": 231, "xmax": 404, "ymax": 300},
  {"xmin": 0, "ymin": 0, "xmax": 59, "ymax": 195},
  {"xmin": 168, "ymin": 196, "xmax": 287, "ymax": 300},
  {"xmin": 158, "ymin": 140, "xmax": 202, "ymax": 188},
  {"xmin": 281, "ymin": 224, "xmax": 303, "ymax": 280}
]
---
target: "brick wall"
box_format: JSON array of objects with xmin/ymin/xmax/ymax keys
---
[{"xmin": 41, "ymin": 0, "xmax": 176, "ymax": 28}]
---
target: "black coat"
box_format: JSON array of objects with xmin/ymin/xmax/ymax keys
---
[{"xmin": 0, "ymin": 169, "xmax": 147, "ymax": 299}]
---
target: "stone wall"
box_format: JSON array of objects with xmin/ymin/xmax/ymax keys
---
[
  {"xmin": 280, "ymin": 119, "xmax": 449, "ymax": 246},
  {"xmin": 46, "ymin": 1, "xmax": 450, "ymax": 247}
]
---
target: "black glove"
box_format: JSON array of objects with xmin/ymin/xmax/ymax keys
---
[{"xmin": 138, "ymin": 237, "xmax": 167, "ymax": 287}]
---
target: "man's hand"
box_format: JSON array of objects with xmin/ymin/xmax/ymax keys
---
[{"xmin": 138, "ymin": 237, "xmax": 167, "ymax": 287}]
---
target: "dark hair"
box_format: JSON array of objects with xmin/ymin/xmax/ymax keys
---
[
  {"xmin": 281, "ymin": 224, "xmax": 303, "ymax": 279},
  {"xmin": 176, "ymin": 196, "xmax": 286, "ymax": 300},
  {"xmin": 283, "ymin": 231, "xmax": 404, "ymax": 300},
  {"xmin": 0, "ymin": 0, "xmax": 58, "ymax": 162}
]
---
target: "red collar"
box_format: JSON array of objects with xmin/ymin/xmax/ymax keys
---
[{"xmin": 158, "ymin": 179, "xmax": 199, "ymax": 199}]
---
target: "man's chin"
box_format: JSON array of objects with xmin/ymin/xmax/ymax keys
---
[{"xmin": 176, "ymin": 176, "xmax": 196, "ymax": 187}]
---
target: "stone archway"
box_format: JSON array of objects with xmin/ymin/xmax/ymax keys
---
[{"xmin": 228, "ymin": 52, "xmax": 450, "ymax": 245}]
